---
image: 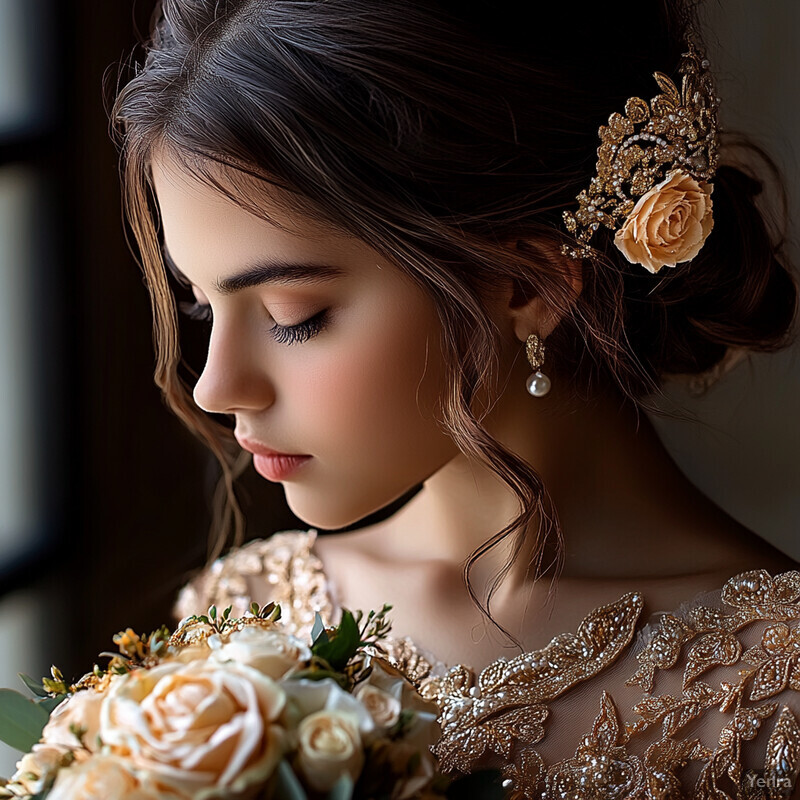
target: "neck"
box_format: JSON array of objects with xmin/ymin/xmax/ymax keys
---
[{"xmin": 374, "ymin": 375, "xmax": 751, "ymax": 587}]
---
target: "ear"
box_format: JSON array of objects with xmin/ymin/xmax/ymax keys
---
[{"xmin": 502, "ymin": 240, "xmax": 583, "ymax": 343}]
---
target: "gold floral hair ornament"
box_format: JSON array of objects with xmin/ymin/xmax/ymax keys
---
[{"xmin": 562, "ymin": 41, "xmax": 720, "ymax": 274}]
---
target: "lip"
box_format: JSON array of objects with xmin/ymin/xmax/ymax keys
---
[
  {"xmin": 236, "ymin": 436, "xmax": 312, "ymax": 482},
  {"xmin": 251, "ymin": 453, "xmax": 312, "ymax": 482},
  {"xmin": 235, "ymin": 436, "xmax": 309, "ymax": 459}
]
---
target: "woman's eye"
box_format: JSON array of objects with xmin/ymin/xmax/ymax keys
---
[
  {"xmin": 270, "ymin": 309, "xmax": 330, "ymax": 345},
  {"xmin": 178, "ymin": 301, "xmax": 329, "ymax": 345}
]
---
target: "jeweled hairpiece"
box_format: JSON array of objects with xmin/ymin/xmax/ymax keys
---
[{"xmin": 562, "ymin": 41, "xmax": 720, "ymax": 274}]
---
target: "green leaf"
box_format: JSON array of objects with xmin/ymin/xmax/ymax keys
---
[
  {"xmin": 0, "ymin": 689, "xmax": 50, "ymax": 752},
  {"xmin": 37, "ymin": 695, "xmax": 67, "ymax": 714},
  {"xmin": 326, "ymin": 773, "xmax": 354, "ymax": 800},
  {"xmin": 274, "ymin": 759, "xmax": 309, "ymax": 800},
  {"xmin": 311, "ymin": 612, "xmax": 326, "ymax": 644},
  {"xmin": 18, "ymin": 673, "xmax": 48, "ymax": 698},
  {"xmin": 313, "ymin": 610, "xmax": 360, "ymax": 671}
]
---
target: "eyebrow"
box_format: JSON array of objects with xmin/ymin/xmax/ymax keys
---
[{"xmin": 161, "ymin": 244, "xmax": 347, "ymax": 295}]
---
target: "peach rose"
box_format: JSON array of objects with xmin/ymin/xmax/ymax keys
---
[
  {"xmin": 47, "ymin": 755, "xmax": 182, "ymax": 800},
  {"xmin": 4, "ymin": 744, "xmax": 84, "ymax": 797},
  {"xmin": 208, "ymin": 626, "xmax": 311, "ymax": 680},
  {"xmin": 614, "ymin": 170, "xmax": 714, "ymax": 274},
  {"xmin": 99, "ymin": 659, "xmax": 286, "ymax": 798},
  {"xmin": 296, "ymin": 710, "xmax": 364, "ymax": 792},
  {"xmin": 41, "ymin": 688, "xmax": 105, "ymax": 752}
]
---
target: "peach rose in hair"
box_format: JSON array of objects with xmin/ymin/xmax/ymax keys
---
[{"xmin": 614, "ymin": 170, "xmax": 714, "ymax": 274}]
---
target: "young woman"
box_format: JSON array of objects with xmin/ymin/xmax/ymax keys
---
[{"xmin": 113, "ymin": 0, "xmax": 800, "ymax": 795}]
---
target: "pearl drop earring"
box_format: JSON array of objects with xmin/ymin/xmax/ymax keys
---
[{"xmin": 525, "ymin": 333, "xmax": 551, "ymax": 397}]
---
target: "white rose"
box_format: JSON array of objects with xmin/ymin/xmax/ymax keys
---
[
  {"xmin": 100, "ymin": 658, "xmax": 286, "ymax": 798},
  {"xmin": 296, "ymin": 711, "xmax": 364, "ymax": 792},
  {"xmin": 209, "ymin": 626, "xmax": 310, "ymax": 680},
  {"xmin": 47, "ymin": 754, "xmax": 182, "ymax": 800}
]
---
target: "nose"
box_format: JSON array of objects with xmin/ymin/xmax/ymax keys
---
[{"xmin": 192, "ymin": 316, "xmax": 275, "ymax": 414}]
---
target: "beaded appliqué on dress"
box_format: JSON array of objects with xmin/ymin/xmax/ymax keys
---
[
  {"xmin": 420, "ymin": 592, "xmax": 643, "ymax": 784},
  {"xmin": 176, "ymin": 534, "xmax": 800, "ymax": 800},
  {"xmin": 174, "ymin": 529, "xmax": 438, "ymax": 684},
  {"xmin": 621, "ymin": 569, "xmax": 800, "ymax": 799},
  {"xmin": 175, "ymin": 529, "xmax": 333, "ymax": 640}
]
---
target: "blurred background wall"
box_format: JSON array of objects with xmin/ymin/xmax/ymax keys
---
[{"xmin": 0, "ymin": 0, "xmax": 797, "ymax": 779}]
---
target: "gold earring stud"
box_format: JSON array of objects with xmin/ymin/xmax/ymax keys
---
[{"xmin": 525, "ymin": 334, "xmax": 551, "ymax": 397}]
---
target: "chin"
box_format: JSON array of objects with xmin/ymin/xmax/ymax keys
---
[{"xmin": 282, "ymin": 481, "xmax": 413, "ymax": 531}]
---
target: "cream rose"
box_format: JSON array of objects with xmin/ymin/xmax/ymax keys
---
[
  {"xmin": 99, "ymin": 658, "xmax": 286, "ymax": 798},
  {"xmin": 353, "ymin": 683, "xmax": 401, "ymax": 730},
  {"xmin": 359, "ymin": 659, "xmax": 442, "ymax": 799},
  {"xmin": 614, "ymin": 169, "xmax": 714, "ymax": 273},
  {"xmin": 209, "ymin": 626, "xmax": 310, "ymax": 680},
  {"xmin": 47, "ymin": 754, "xmax": 181, "ymax": 800},
  {"xmin": 296, "ymin": 710, "xmax": 364, "ymax": 792},
  {"xmin": 41, "ymin": 688, "xmax": 105, "ymax": 752},
  {"xmin": 281, "ymin": 678, "xmax": 374, "ymax": 791}
]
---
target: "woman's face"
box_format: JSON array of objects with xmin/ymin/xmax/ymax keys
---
[{"xmin": 151, "ymin": 157, "xmax": 461, "ymax": 529}]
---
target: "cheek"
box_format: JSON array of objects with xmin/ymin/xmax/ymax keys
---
[{"xmin": 296, "ymin": 292, "xmax": 450, "ymax": 454}]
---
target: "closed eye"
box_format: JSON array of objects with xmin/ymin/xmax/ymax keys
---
[{"xmin": 178, "ymin": 301, "xmax": 330, "ymax": 345}]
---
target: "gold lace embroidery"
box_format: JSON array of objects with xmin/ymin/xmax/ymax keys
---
[
  {"xmin": 413, "ymin": 571, "xmax": 800, "ymax": 799},
  {"xmin": 176, "ymin": 538, "xmax": 800, "ymax": 799},
  {"xmin": 174, "ymin": 530, "xmax": 438, "ymax": 682},
  {"xmin": 421, "ymin": 592, "xmax": 643, "ymax": 774},
  {"xmin": 174, "ymin": 530, "xmax": 334, "ymax": 640}
]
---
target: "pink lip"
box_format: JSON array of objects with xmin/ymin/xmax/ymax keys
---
[
  {"xmin": 252, "ymin": 453, "xmax": 312, "ymax": 482},
  {"xmin": 236, "ymin": 436, "xmax": 312, "ymax": 482}
]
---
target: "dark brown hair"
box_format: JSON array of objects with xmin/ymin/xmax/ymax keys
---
[{"xmin": 111, "ymin": 0, "xmax": 798, "ymax": 643}]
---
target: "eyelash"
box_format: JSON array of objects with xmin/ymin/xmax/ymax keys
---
[{"xmin": 178, "ymin": 301, "xmax": 329, "ymax": 345}]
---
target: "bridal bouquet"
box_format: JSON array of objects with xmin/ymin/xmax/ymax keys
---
[{"xmin": 0, "ymin": 603, "xmax": 447, "ymax": 800}]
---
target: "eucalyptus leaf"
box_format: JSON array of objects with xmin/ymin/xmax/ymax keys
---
[
  {"xmin": 37, "ymin": 695, "xmax": 67, "ymax": 714},
  {"xmin": 17, "ymin": 673, "xmax": 48, "ymax": 698},
  {"xmin": 274, "ymin": 759, "xmax": 309, "ymax": 800},
  {"xmin": 0, "ymin": 689, "xmax": 49, "ymax": 752},
  {"xmin": 326, "ymin": 773, "xmax": 354, "ymax": 800}
]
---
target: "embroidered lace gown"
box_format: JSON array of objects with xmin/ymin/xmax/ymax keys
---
[{"xmin": 175, "ymin": 530, "xmax": 800, "ymax": 799}]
